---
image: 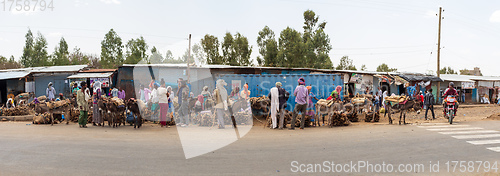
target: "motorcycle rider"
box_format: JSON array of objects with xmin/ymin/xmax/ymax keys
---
[{"xmin": 442, "ymin": 82, "xmax": 459, "ymax": 114}]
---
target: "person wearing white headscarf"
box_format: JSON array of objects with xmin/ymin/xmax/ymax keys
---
[
  {"xmin": 46, "ymin": 82, "xmax": 56, "ymax": 101},
  {"xmin": 214, "ymin": 79, "xmax": 229, "ymax": 129},
  {"xmin": 93, "ymin": 81, "xmax": 102, "ymax": 97},
  {"xmin": 268, "ymin": 83, "xmax": 280, "ymax": 129}
]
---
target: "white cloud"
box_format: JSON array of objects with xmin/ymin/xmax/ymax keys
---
[
  {"xmin": 100, "ymin": 0, "xmax": 121, "ymax": 4},
  {"xmin": 489, "ymin": 10, "xmax": 500, "ymax": 23}
]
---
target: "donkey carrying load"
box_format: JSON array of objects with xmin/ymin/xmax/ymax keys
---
[{"xmin": 384, "ymin": 95, "xmax": 422, "ymax": 125}]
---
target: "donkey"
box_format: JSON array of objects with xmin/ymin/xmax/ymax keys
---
[
  {"xmin": 386, "ymin": 100, "xmax": 422, "ymax": 125},
  {"xmin": 126, "ymin": 98, "xmax": 143, "ymax": 129}
]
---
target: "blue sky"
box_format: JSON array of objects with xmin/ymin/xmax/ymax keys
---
[{"xmin": 1, "ymin": 0, "xmax": 499, "ymax": 76}]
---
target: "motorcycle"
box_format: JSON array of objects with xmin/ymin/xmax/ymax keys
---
[{"xmin": 444, "ymin": 95, "xmax": 457, "ymax": 124}]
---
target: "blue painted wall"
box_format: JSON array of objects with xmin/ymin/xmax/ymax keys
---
[{"xmin": 217, "ymin": 74, "xmax": 342, "ymax": 111}]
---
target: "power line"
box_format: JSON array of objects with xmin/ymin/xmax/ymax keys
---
[{"xmin": 333, "ymin": 44, "xmax": 433, "ymax": 50}]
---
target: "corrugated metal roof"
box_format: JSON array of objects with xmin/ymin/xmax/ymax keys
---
[
  {"xmin": 440, "ymin": 74, "xmax": 475, "ymax": 82},
  {"xmin": 0, "ymin": 71, "xmax": 30, "ymax": 80},
  {"xmin": 67, "ymin": 72, "xmax": 113, "ymax": 79},
  {"xmin": 33, "ymin": 65, "xmax": 87, "ymax": 73},
  {"xmin": 81, "ymin": 69, "xmax": 116, "ymax": 73}
]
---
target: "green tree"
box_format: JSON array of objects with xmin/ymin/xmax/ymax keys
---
[
  {"xmin": 149, "ymin": 46, "xmax": 164, "ymax": 64},
  {"xmin": 302, "ymin": 10, "xmax": 332, "ymax": 69},
  {"xmin": 69, "ymin": 46, "xmax": 90, "ymax": 65},
  {"xmin": 336, "ymin": 56, "xmax": 356, "ymax": 70},
  {"xmin": 256, "ymin": 26, "xmax": 278, "ymax": 66},
  {"xmin": 376, "ymin": 63, "xmax": 397, "ymax": 72},
  {"xmin": 440, "ymin": 67, "xmax": 457, "ymax": 74},
  {"xmin": 233, "ymin": 33, "xmax": 252, "ymax": 66},
  {"xmin": 162, "ymin": 50, "xmax": 184, "ymax": 64},
  {"xmin": 360, "ymin": 64, "xmax": 367, "ymax": 71},
  {"xmin": 192, "ymin": 43, "xmax": 206, "ymax": 65},
  {"xmin": 278, "ymin": 27, "xmax": 305, "ymax": 68},
  {"xmin": 32, "ymin": 32, "xmax": 50, "ymax": 66},
  {"xmin": 51, "ymin": 37, "xmax": 70, "ymax": 66},
  {"xmin": 222, "ymin": 32, "xmax": 236, "ymax": 65},
  {"xmin": 125, "ymin": 36, "xmax": 148, "ymax": 64},
  {"xmin": 20, "ymin": 29, "xmax": 34, "ymax": 67},
  {"xmin": 100, "ymin": 29, "xmax": 123, "ymax": 68},
  {"xmin": 201, "ymin": 34, "xmax": 222, "ymax": 64}
]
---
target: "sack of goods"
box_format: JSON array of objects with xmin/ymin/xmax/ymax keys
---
[
  {"xmin": 317, "ymin": 99, "xmax": 334, "ymax": 107},
  {"xmin": 384, "ymin": 95, "xmax": 407, "ymax": 104},
  {"xmin": 110, "ymin": 97, "xmax": 125, "ymax": 106}
]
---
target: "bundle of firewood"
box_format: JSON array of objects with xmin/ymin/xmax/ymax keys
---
[
  {"xmin": 293, "ymin": 115, "xmax": 312, "ymax": 127},
  {"xmin": 250, "ymin": 96, "xmax": 270, "ymax": 110},
  {"xmin": 68, "ymin": 109, "xmax": 80, "ymax": 122},
  {"xmin": 37, "ymin": 95, "xmax": 47, "ymax": 102},
  {"xmin": 110, "ymin": 97, "xmax": 125, "ymax": 106},
  {"xmin": 329, "ymin": 113, "xmax": 350, "ymax": 127},
  {"xmin": 364, "ymin": 111, "xmax": 380, "ymax": 122},
  {"xmin": 233, "ymin": 112, "xmax": 252, "ymax": 125},
  {"xmin": 0, "ymin": 106, "xmax": 30, "ymax": 116},
  {"xmin": 385, "ymin": 95, "xmax": 407, "ymax": 104},
  {"xmin": 316, "ymin": 99, "xmax": 334, "ymax": 107},
  {"xmin": 87, "ymin": 109, "xmax": 93, "ymax": 124},
  {"xmin": 46, "ymin": 99, "xmax": 71, "ymax": 109},
  {"xmin": 346, "ymin": 112, "xmax": 358, "ymax": 122},
  {"xmin": 33, "ymin": 112, "xmax": 52, "ymax": 124}
]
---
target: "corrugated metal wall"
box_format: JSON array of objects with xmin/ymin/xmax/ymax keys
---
[
  {"xmin": 33, "ymin": 74, "xmax": 71, "ymax": 97},
  {"xmin": 217, "ymin": 74, "xmax": 342, "ymax": 111}
]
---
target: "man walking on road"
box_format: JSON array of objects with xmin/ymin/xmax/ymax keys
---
[
  {"xmin": 290, "ymin": 77, "xmax": 308, "ymax": 130},
  {"xmin": 424, "ymin": 89, "xmax": 435, "ymax": 120}
]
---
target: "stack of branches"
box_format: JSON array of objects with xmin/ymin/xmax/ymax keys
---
[
  {"xmin": 364, "ymin": 111, "xmax": 380, "ymax": 122},
  {"xmin": 87, "ymin": 108, "xmax": 93, "ymax": 124},
  {"xmin": 233, "ymin": 111, "xmax": 252, "ymax": 125},
  {"xmin": 329, "ymin": 112, "xmax": 350, "ymax": 127},
  {"xmin": 33, "ymin": 112, "xmax": 52, "ymax": 124},
  {"xmin": 0, "ymin": 106, "xmax": 30, "ymax": 116},
  {"xmin": 250, "ymin": 96, "xmax": 270, "ymax": 110},
  {"xmin": 265, "ymin": 110, "xmax": 293, "ymax": 128},
  {"xmin": 293, "ymin": 115, "xmax": 312, "ymax": 127},
  {"xmin": 342, "ymin": 103, "xmax": 358, "ymax": 122},
  {"xmin": 385, "ymin": 95, "xmax": 408, "ymax": 106},
  {"xmin": 68, "ymin": 108, "xmax": 80, "ymax": 122},
  {"xmin": 195, "ymin": 111, "xmax": 232, "ymax": 127},
  {"xmin": 316, "ymin": 99, "xmax": 335, "ymax": 107},
  {"xmin": 46, "ymin": 99, "xmax": 72, "ymax": 110}
]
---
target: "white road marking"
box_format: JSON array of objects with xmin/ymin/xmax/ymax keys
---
[
  {"xmin": 439, "ymin": 130, "xmax": 499, "ymax": 135},
  {"xmin": 418, "ymin": 123, "xmax": 457, "ymax": 126},
  {"xmin": 427, "ymin": 127, "xmax": 483, "ymax": 131},
  {"xmin": 467, "ymin": 139, "xmax": 500, "ymax": 145},
  {"xmin": 417, "ymin": 125, "xmax": 469, "ymax": 128},
  {"xmin": 487, "ymin": 147, "xmax": 500, "ymax": 152},
  {"xmin": 452, "ymin": 134, "xmax": 500, "ymax": 139}
]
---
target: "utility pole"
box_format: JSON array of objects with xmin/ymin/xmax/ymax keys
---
[
  {"xmin": 187, "ymin": 34, "xmax": 191, "ymax": 84},
  {"xmin": 437, "ymin": 7, "xmax": 443, "ymax": 102}
]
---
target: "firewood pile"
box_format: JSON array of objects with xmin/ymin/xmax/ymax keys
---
[
  {"xmin": 0, "ymin": 106, "xmax": 30, "ymax": 116},
  {"xmin": 68, "ymin": 108, "xmax": 80, "ymax": 122},
  {"xmin": 193, "ymin": 110, "xmax": 252, "ymax": 127},
  {"xmin": 316, "ymin": 99, "xmax": 334, "ymax": 107},
  {"xmin": 250, "ymin": 96, "xmax": 270, "ymax": 110},
  {"xmin": 293, "ymin": 115, "xmax": 312, "ymax": 127},
  {"xmin": 364, "ymin": 111, "xmax": 380, "ymax": 122},
  {"xmin": 33, "ymin": 112, "xmax": 52, "ymax": 124},
  {"xmin": 37, "ymin": 95, "xmax": 47, "ymax": 102},
  {"xmin": 328, "ymin": 113, "xmax": 350, "ymax": 127},
  {"xmin": 87, "ymin": 109, "xmax": 93, "ymax": 124},
  {"xmin": 346, "ymin": 112, "xmax": 358, "ymax": 122}
]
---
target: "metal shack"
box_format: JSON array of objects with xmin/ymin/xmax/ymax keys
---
[{"xmin": 31, "ymin": 65, "xmax": 88, "ymax": 97}]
